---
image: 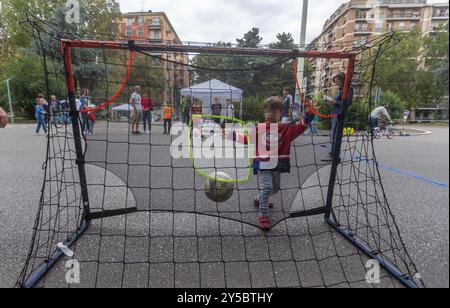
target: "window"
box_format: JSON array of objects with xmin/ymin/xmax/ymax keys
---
[
  {"xmin": 150, "ymin": 30, "xmax": 161, "ymax": 40},
  {"xmin": 137, "ymin": 16, "xmax": 144, "ymax": 24},
  {"xmin": 138, "ymin": 28, "xmax": 144, "ymax": 37},
  {"xmin": 399, "ymin": 22, "xmax": 405, "ymax": 31},
  {"xmin": 126, "ymin": 29, "xmax": 133, "ymax": 37},
  {"xmin": 152, "ymin": 17, "xmax": 161, "ymax": 26},
  {"xmin": 126, "ymin": 18, "xmax": 134, "ymax": 26}
]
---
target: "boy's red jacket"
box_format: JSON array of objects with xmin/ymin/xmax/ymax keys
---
[
  {"xmin": 238, "ymin": 118, "xmax": 310, "ymax": 173},
  {"xmin": 88, "ymin": 112, "xmax": 96, "ymax": 121}
]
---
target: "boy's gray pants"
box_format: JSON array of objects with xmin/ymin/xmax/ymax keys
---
[{"xmin": 256, "ymin": 170, "xmax": 281, "ymax": 215}]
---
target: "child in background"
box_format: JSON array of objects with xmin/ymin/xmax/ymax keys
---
[
  {"xmin": 87, "ymin": 110, "xmax": 96, "ymax": 135},
  {"xmin": 306, "ymin": 115, "xmax": 320, "ymax": 136},
  {"xmin": 239, "ymin": 96, "xmax": 316, "ymax": 230},
  {"xmin": 163, "ymin": 103, "xmax": 173, "ymax": 135},
  {"xmin": 35, "ymin": 98, "xmax": 47, "ymax": 135}
]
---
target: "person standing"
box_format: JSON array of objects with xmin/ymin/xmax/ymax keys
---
[
  {"xmin": 49, "ymin": 95, "xmax": 60, "ymax": 127},
  {"xmin": 281, "ymin": 87, "xmax": 293, "ymax": 124},
  {"xmin": 130, "ymin": 86, "xmax": 142, "ymax": 135},
  {"xmin": 211, "ymin": 97, "xmax": 222, "ymax": 125},
  {"xmin": 87, "ymin": 110, "xmax": 96, "ymax": 135},
  {"xmin": 35, "ymin": 98, "xmax": 47, "ymax": 135},
  {"xmin": 142, "ymin": 91, "xmax": 153, "ymax": 134},
  {"xmin": 180, "ymin": 95, "xmax": 192, "ymax": 124},
  {"xmin": 226, "ymin": 99, "xmax": 235, "ymax": 118},
  {"xmin": 322, "ymin": 73, "xmax": 353, "ymax": 162},
  {"xmin": 79, "ymin": 89, "xmax": 90, "ymax": 134},
  {"xmin": 163, "ymin": 103, "xmax": 174, "ymax": 135},
  {"xmin": 403, "ymin": 109, "xmax": 410, "ymax": 126}
]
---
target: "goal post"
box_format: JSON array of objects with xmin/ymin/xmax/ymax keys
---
[{"xmin": 17, "ymin": 17, "xmax": 423, "ymax": 288}]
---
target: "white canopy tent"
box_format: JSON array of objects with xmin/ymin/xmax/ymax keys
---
[
  {"xmin": 111, "ymin": 104, "xmax": 131, "ymax": 121},
  {"xmin": 180, "ymin": 79, "xmax": 243, "ymax": 119}
]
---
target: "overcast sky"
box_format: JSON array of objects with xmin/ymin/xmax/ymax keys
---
[{"xmin": 118, "ymin": 0, "xmax": 447, "ymax": 44}]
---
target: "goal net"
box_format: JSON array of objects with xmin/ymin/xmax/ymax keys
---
[{"xmin": 16, "ymin": 15, "xmax": 423, "ymax": 288}]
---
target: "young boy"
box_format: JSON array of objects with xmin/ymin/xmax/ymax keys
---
[
  {"xmin": 242, "ymin": 96, "xmax": 315, "ymax": 230},
  {"xmin": 35, "ymin": 98, "xmax": 47, "ymax": 135},
  {"xmin": 87, "ymin": 110, "xmax": 96, "ymax": 135},
  {"xmin": 163, "ymin": 103, "xmax": 173, "ymax": 135}
]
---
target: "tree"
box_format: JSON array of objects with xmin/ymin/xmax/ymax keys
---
[
  {"xmin": 0, "ymin": 50, "xmax": 64, "ymax": 117},
  {"xmin": 236, "ymin": 28, "xmax": 263, "ymax": 48},
  {"xmin": 268, "ymin": 32, "xmax": 296, "ymax": 50},
  {"xmin": 374, "ymin": 28, "xmax": 449, "ymax": 109},
  {"xmin": 423, "ymin": 22, "xmax": 449, "ymax": 104},
  {"xmin": 190, "ymin": 29, "xmax": 298, "ymax": 114},
  {"xmin": 0, "ymin": 0, "xmax": 125, "ymax": 118}
]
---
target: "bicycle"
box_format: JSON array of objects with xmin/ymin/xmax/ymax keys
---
[{"xmin": 373, "ymin": 125, "xmax": 395, "ymax": 139}]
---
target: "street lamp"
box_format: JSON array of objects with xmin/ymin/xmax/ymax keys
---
[
  {"xmin": 296, "ymin": 0, "xmax": 308, "ymax": 111},
  {"xmin": 2, "ymin": 77, "xmax": 14, "ymax": 124}
]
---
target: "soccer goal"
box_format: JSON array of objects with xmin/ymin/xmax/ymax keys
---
[{"xmin": 16, "ymin": 15, "xmax": 423, "ymax": 288}]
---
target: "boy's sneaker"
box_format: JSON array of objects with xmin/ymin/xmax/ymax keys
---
[
  {"xmin": 259, "ymin": 216, "xmax": 270, "ymax": 231},
  {"xmin": 254, "ymin": 198, "xmax": 274, "ymax": 209}
]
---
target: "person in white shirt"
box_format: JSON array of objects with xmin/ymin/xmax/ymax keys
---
[
  {"xmin": 226, "ymin": 99, "xmax": 235, "ymax": 119},
  {"xmin": 130, "ymin": 86, "xmax": 142, "ymax": 134},
  {"xmin": 281, "ymin": 87, "xmax": 293, "ymax": 124},
  {"xmin": 370, "ymin": 103, "xmax": 392, "ymax": 134}
]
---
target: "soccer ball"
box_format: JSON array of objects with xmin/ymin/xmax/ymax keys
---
[{"xmin": 204, "ymin": 171, "xmax": 235, "ymax": 203}]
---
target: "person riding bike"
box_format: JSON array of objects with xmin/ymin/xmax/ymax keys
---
[{"xmin": 370, "ymin": 103, "xmax": 392, "ymax": 135}]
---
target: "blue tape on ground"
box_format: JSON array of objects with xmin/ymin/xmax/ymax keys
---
[{"xmin": 355, "ymin": 156, "xmax": 449, "ymax": 189}]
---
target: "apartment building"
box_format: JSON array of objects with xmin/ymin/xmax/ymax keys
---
[
  {"xmin": 308, "ymin": 0, "xmax": 449, "ymax": 94},
  {"xmin": 118, "ymin": 11, "xmax": 190, "ymax": 110}
]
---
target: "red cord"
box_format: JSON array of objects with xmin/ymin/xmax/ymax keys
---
[
  {"xmin": 80, "ymin": 50, "xmax": 134, "ymax": 113},
  {"xmin": 293, "ymin": 59, "xmax": 337, "ymax": 119}
]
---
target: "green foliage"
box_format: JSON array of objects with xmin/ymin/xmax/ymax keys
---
[
  {"xmin": 0, "ymin": 0, "xmax": 134, "ymax": 118},
  {"xmin": 380, "ymin": 90, "xmax": 405, "ymax": 119},
  {"xmin": 0, "ymin": 50, "xmax": 64, "ymax": 117},
  {"xmin": 191, "ymin": 28, "xmax": 296, "ymax": 101},
  {"xmin": 236, "ymin": 28, "xmax": 263, "ymax": 48},
  {"xmin": 268, "ymin": 32, "xmax": 296, "ymax": 50},
  {"xmin": 241, "ymin": 95, "xmax": 267, "ymax": 122},
  {"xmin": 374, "ymin": 28, "xmax": 449, "ymax": 109},
  {"xmin": 424, "ymin": 22, "xmax": 449, "ymax": 97}
]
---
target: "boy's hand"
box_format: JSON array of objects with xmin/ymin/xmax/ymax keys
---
[
  {"xmin": 0, "ymin": 107, "xmax": 7, "ymax": 128},
  {"xmin": 323, "ymin": 95, "xmax": 336, "ymax": 105}
]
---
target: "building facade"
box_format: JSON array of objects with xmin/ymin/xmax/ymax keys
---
[
  {"xmin": 308, "ymin": 0, "xmax": 449, "ymax": 97},
  {"xmin": 118, "ymin": 11, "xmax": 190, "ymax": 111}
]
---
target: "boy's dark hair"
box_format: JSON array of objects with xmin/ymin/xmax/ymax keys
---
[
  {"xmin": 333, "ymin": 72, "xmax": 346, "ymax": 84},
  {"xmin": 264, "ymin": 96, "xmax": 284, "ymax": 113},
  {"xmin": 37, "ymin": 94, "xmax": 44, "ymax": 99},
  {"xmin": 283, "ymin": 87, "xmax": 291, "ymax": 94}
]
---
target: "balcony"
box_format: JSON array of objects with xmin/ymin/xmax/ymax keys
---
[
  {"xmin": 432, "ymin": 11, "xmax": 449, "ymax": 19},
  {"xmin": 387, "ymin": 13, "xmax": 421, "ymax": 20},
  {"xmin": 354, "ymin": 27, "xmax": 372, "ymax": 35}
]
